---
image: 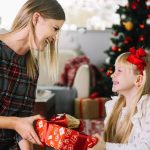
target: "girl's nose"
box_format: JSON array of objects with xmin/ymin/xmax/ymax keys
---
[{"xmin": 111, "ymin": 73, "xmax": 114, "ymax": 78}]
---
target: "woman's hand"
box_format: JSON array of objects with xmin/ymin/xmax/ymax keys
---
[
  {"xmin": 88, "ymin": 134, "xmax": 106, "ymax": 150},
  {"xmin": 13, "ymin": 114, "xmax": 43, "ymax": 145}
]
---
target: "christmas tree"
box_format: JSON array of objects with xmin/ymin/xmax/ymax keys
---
[{"xmin": 94, "ymin": 0, "xmax": 150, "ymax": 97}]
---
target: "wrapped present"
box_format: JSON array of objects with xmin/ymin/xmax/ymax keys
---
[
  {"xmin": 35, "ymin": 114, "xmax": 98, "ymax": 150},
  {"xmin": 75, "ymin": 95, "xmax": 109, "ymax": 119},
  {"xmin": 82, "ymin": 119, "xmax": 104, "ymax": 136}
]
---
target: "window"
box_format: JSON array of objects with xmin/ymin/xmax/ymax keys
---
[
  {"xmin": 0, "ymin": 0, "xmax": 127, "ymax": 31},
  {"xmin": 0, "ymin": 0, "xmax": 27, "ymax": 30}
]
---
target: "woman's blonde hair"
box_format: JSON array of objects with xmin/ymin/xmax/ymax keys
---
[
  {"xmin": 104, "ymin": 51, "xmax": 150, "ymax": 143},
  {"xmin": 11, "ymin": 0, "xmax": 65, "ymax": 80}
]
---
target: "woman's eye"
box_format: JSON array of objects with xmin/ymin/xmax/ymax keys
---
[{"xmin": 54, "ymin": 27, "xmax": 59, "ymax": 31}]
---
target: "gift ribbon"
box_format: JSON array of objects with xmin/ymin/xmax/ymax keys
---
[
  {"xmin": 79, "ymin": 97, "xmax": 104, "ymax": 118},
  {"xmin": 97, "ymin": 97, "xmax": 104, "ymax": 118},
  {"xmin": 50, "ymin": 113, "xmax": 68, "ymax": 127}
]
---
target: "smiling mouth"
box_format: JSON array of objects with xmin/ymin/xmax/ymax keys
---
[
  {"xmin": 45, "ymin": 39, "xmax": 49, "ymax": 44},
  {"xmin": 113, "ymin": 81, "xmax": 119, "ymax": 85}
]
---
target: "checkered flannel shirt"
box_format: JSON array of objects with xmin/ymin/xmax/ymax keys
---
[{"xmin": 0, "ymin": 40, "xmax": 38, "ymax": 149}]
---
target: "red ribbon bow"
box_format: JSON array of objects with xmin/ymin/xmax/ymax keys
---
[{"xmin": 127, "ymin": 47, "xmax": 147, "ymax": 74}]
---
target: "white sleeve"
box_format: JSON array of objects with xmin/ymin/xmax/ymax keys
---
[
  {"xmin": 106, "ymin": 99, "xmax": 150, "ymax": 150},
  {"xmin": 104, "ymin": 96, "xmax": 118, "ymax": 125},
  {"xmin": 106, "ymin": 142, "xmax": 150, "ymax": 150}
]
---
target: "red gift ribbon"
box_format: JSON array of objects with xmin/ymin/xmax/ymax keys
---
[{"xmin": 50, "ymin": 113, "xmax": 68, "ymax": 127}]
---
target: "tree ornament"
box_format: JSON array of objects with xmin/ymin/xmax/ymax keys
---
[
  {"xmin": 105, "ymin": 57, "xmax": 111, "ymax": 64},
  {"xmin": 112, "ymin": 46, "xmax": 118, "ymax": 51},
  {"xmin": 100, "ymin": 68, "xmax": 105, "ymax": 72},
  {"xmin": 146, "ymin": 0, "xmax": 150, "ymax": 6},
  {"xmin": 122, "ymin": 21, "xmax": 134, "ymax": 31},
  {"xmin": 124, "ymin": 36, "xmax": 132, "ymax": 44},
  {"xmin": 138, "ymin": 35, "xmax": 145, "ymax": 42},
  {"xmin": 121, "ymin": 14, "xmax": 126, "ymax": 20},
  {"xmin": 146, "ymin": 6, "xmax": 150, "ymax": 9},
  {"xmin": 139, "ymin": 24, "xmax": 145, "ymax": 29},
  {"xmin": 118, "ymin": 48, "xmax": 122, "ymax": 51},
  {"xmin": 146, "ymin": 18, "xmax": 150, "ymax": 24},
  {"xmin": 113, "ymin": 32, "xmax": 118, "ymax": 36},
  {"xmin": 131, "ymin": 2, "xmax": 138, "ymax": 10},
  {"xmin": 106, "ymin": 70, "xmax": 113, "ymax": 76}
]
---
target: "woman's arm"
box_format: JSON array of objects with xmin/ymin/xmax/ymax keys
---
[{"xmin": 0, "ymin": 115, "xmax": 43, "ymax": 145}]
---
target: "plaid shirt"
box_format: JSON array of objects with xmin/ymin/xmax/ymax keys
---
[{"xmin": 0, "ymin": 41, "xmax": 38, "ymax": 149}]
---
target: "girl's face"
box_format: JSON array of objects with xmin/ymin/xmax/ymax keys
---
[
  {"xmin": 111, "ymin": 64, "xmax": 137, "ymax": 94},
  {"xmin": 33, "ymin": 13, "xmax": 64, "ymax": 51}
]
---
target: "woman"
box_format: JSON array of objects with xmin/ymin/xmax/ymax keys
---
[{"xmin": 0, "ymin": 0, "xmax": 65, "ymax": 149}]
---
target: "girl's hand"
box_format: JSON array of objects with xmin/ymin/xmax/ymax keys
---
[
  {"xmin": 18, "ymin": 139, "xmax": 33, "ymax": 150},
  {"xmin": 88, "ymin": 134, "xmax": 106, "ymax": 150},
  {"xmin": 13, "ymin": 114, "xmax": 43, "ymax": 145}
]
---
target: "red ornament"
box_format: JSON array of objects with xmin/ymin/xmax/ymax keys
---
[
  {"xmin": 146, "ymin": 6, "xmax": 150, "ymax": 10},
  {"xmin": 131, "ymin": 2, "xmax": 138, "ymax": 10},
  {"xmin": 100, "ymin": 68, "xmax": 105, "ymax": 72},
  {"xmin": 124, "ymin": 36, "xmax": 132, "ymax": 44},
  {"xmin": 139, "ymin": 24, "xmax": 145, "ymax": 29},
  {"xmin": 106, "ymin": 70, "xmax": 113, "ymax": 76},
  {"xmin": 138, "ymin": 35, "xmax": 145, "ymax": 42},
  {"xmin": 114, "ymin": 32, "xmax": 118, "ymax": 36},
  {"xmin": 148, "ymin": 14, "xmax": 150, "ymax": 18},
  {"xmin": 124, "ymin": 40, "xmax": 129, "ymax": 44},
  {"xmin": 112, "ymin": 46, "xmax": 118, "ymax": 51}
]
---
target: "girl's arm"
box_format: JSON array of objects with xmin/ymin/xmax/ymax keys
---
[
  {"xmin": 18, "ymin": 139, "xmax": 33, "ymax": 150},
  {"xmin": 88, "ymin": 134, "xmax": 106, "ymax": 150}
]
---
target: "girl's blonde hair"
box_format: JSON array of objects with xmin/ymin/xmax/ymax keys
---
[
  {"xmin": 104, "ymin": 51, "xmax": 150, "ymax": 143},
  {"xmin": 11, "ymin": 0, "xmax": 65, "ymax": 80}
]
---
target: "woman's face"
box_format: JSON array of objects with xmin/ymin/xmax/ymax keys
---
[{"xmin": 32, "ymin": 13, "xmax": 64, "ymax": 51}]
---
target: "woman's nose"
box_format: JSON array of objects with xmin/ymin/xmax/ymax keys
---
[
  {"xmin": 48, "ymin": 36, "xmax": 56, "ymax": 43},
  {"xmin": 52, "ymin": 35, "xmax": 56, "ymax": 41}
]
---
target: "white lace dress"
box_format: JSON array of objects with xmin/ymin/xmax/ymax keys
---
[{"xmin": 104, "ymin": 94, "xmax": 150, "ymax": 150}]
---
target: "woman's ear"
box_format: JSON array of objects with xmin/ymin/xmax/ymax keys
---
[
  {"xmin": 32, "ymin": 12, "xmax": 41, "ymax": 26},
  {"xmin": 135, "ymin": 75, "xmax": 143, "ymax": 87}
]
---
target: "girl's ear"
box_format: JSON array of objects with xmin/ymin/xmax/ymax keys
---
[
  {"xmin": 135, "ymin": 75, "xmax": 143, "ymax": 87},
  {"xmin": 32, "ymin": 12, "xmax": 41, "ymax": 26}
]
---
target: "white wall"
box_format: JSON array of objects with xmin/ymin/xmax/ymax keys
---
[{"xmin": 58, "ymin": 29, "xmax": 112, "ymax": 66}]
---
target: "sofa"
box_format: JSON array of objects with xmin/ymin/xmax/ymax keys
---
[{"xmin": 37, "ymin": 49, "xmax": 90, "ymax": 115}]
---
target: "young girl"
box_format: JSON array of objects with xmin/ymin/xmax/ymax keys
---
[
  {"xmin": 0, "ymin": 0, "xmax": 65, "ymax": 149},
  {"xmin": 89, "ymin": 47, "xmax": 150, "ymax": 150}
]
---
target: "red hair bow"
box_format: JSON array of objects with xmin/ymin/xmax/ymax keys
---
[{"xmin": 127, "ymin": 47, "xmax": 147, "ymax": 74}]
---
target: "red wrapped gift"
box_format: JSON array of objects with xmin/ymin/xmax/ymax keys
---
[
  {"xmin": 75, "ymin": 97, "xmax": 109, "ymax": 119},
  {"xmin": 35, "ymin": 114, "xmax": 98, "ymax": 150}
]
